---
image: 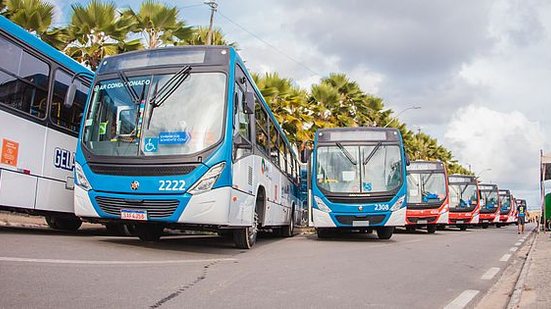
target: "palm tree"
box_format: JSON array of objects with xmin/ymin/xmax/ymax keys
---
[
  {"xmin": 122, "ymin": 0, "xmax": 193, "ymax": 49},
  {"xmin": 184, "ymin": 26, "xmax": 236, "ymax": 46},
  {"xmin": 64, "ymin": 0, "xmax": 140, "ymax": 71},
  {"xmin": 2, "ymin": 0, "xmax": 68, "ymax": 49},
  {"xmin": 253, "ymin": 72, "xmax": 312, "ymax": 148}
]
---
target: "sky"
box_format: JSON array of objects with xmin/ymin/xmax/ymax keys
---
[{"xmin": 51, "ymin": 0, "xmax": 551, "ymax": 209}]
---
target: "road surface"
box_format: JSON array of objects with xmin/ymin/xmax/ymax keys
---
[{"xmin": 0, "ymin": 223, "xmax": 531, "ymax": 308}]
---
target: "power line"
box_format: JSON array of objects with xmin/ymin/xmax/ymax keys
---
[{"xmin": 216, "ymin": 10, "xmax": 321, "ymax": 76}]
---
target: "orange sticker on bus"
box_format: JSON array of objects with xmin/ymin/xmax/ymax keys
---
[{"xmin": 1, "ymin": 139, "xmax": 19, "ymax": 167}]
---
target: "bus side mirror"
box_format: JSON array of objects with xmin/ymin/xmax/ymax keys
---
[
  {"xmin": 244, "ymin": 91, "xmax": 254, "ymax": 114},
  {"xmin": 405, "ymin": 153, "xmax": 411, "ymax": 166},
  {"xmin": 64, "ymin": 83, "xmax": 77, "ymax": 108}
]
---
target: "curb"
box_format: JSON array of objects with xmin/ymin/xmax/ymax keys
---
[{"xmin": 506, "ymin": 228, "xmax": 538, "ymax": 309}]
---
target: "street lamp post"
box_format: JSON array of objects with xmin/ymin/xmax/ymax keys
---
[{"xmin": 383, "ymin": 106, "xmax": 421, "ymax": 128}]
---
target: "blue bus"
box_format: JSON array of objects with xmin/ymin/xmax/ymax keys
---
[
  {"xmin": 0, "ymin": 16, "xmax": 92, "ymax": 230},
  {"xmin": 310, "ymin": 127, "xmax": 408, "ymax": 239},
  {"xmin": 71, "ymin": 46, "xmax": 302, "ymax": 248}
]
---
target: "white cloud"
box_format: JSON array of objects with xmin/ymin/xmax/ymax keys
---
[{"xmin": 445, "ymin": 105, "xmax": 544, "ymax": 205}]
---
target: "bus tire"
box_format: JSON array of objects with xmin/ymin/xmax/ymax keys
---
[
  {"xmin": 134, "ymin": 224, "xmax": 163, "ymax": 241},
  {"xmin": 376, "ymin": 227, "xmax": 394, "ymax": 239},
  {"xmin": 45, "ymin": 216, "xmax": 82, "ymax": 232},
  {"xmin": 496, "ymin": 224, "xmax": 502, "ymax": 228},
  {"xmin": 482, "ymin": 223, "xmax": 489, "ymax": 229},
  {"xmin": 427, "ymin": 225, "xmax": 437, "ymax": 234},
  {"xmin": 459, "ymin": 225, "xmax": 468, "ymax": 231},
  {"xmin": 405, "ymin": 226, "xmax": 416, "ymax": 232},
  {"xmin": 281, "ymin": 207, "xmax": 295, "ymax": 237},
  {"xmin": 234, "ymin": 209, "xmax": 259, "ymax": 249}
]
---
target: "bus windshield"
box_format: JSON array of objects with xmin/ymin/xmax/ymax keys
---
[
  {"xmin": 407, "ymin": 172, "xmax": 446, "ymax": 204},
  {"xmin": 480, "ymin": 190, "xmax": 499, "ymax": 213},
  {"xmin": 499, "ymin": 194, "xmax": 511, "ymax": 213},
  {"xmin": 83, "ymin": 72, "xmax": 226, "ymax": 156},
  {"xmin": 449, "ymin": 183, "xmax": 477, "ymax": 212},
  {"xmin": 316, "ymin": 144, "xmax": 402, "ymax": 193}
]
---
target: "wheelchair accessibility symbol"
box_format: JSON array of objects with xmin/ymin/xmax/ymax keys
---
[{"xmin": 144, "ymin": 137, "xmax": 159, "ymax": 153}]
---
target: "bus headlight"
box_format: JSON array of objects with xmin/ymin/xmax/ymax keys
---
[
  {"xmin": 75, "ymin": 162, "xmax": 91, "ymax": 191},
  {"xmin": 390, "ymin": 196, "xmax": 405, "ymax": 211},
  {"xmin": 314, "ymin": 196, "xmax": 332, "ymax": 213},
  {"xmin": 188, "ymin": 162, "xmax": 225, "ymax": 195}
]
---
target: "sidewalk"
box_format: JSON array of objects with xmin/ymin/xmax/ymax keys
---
[{"xmin": 518, "ymin": 232, "xmax": 551, "ymax": 308}]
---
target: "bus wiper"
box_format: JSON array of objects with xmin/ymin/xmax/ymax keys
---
[
  {"xmin": 118, "ymin": 71, "xmax": 140, "ymax": 103},
  {"xmin": 363, "ymin": 141, "xmax": 382, "ymax": 165},
  {"xmin": 336, "ymin": 142, "xmax": 357, "ymax": 165},
  {"xmin": 146, "ymin": 66, "xmax": 192, "ymax": 129}
]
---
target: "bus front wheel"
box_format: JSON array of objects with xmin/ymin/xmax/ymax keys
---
[
  {"xmin": 316, "ymin": 228, "xmax": 332, "ymax": 239},
  {"xmin": 134, "ymin": 224, "xmax": 163, "ymax": 241},
  {"xmin": 234, "ymin": 210, "xmax": 259, "ymax": 249},
  {"xmin": 481, "ymin": 223, "xmax": 489, "ymax": 229},
  {"xmin": 376, "ymin": 227, "xmax": 394, "ymax": 239},
  {"xmin": 45, "ymin": 216, "xmax": 82, "ymax": 232},
  {"xmin": 459, "ymin": 225, "xmax": 468, "ymax": 231},
  {"xmin": 427, "ymin": 225, "xmax": 437, "ymax": 234}
]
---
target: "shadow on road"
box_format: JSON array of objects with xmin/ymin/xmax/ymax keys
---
[
  {"xmin": 0, "ymin": 225, "xmax": 108, "ymax": 237},
  {"xmin": 99, "ymin": 233, "xmax": 287, "ymax": 254},
  {"xmin": 304, "ymin": 232, "xmax": 399, "ymax": 243}
]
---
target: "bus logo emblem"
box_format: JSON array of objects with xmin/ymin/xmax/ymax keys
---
[
  {"xmin": 130, "ymin": 181, "xmax": 140, "ymax": 190},
  {"xmin": 358, "ymin": 206, "xmax": 363, "ymax": 211}
]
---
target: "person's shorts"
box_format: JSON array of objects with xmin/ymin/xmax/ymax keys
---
[{"xmin": 518, "ymin": 216, "xmax": 526, "ymax": 225}]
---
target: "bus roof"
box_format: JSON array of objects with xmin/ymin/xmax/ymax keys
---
[
  {"xmin": 479, "ymin": 183, "xmax": 498, "ymax": 191},
  {"xmin": 96, "ymin": 45, "xmax": 231, "ymax": 74},
  {"xmin": 0, "ymin": 15, "xmax": 91, "ymax": 75},
  {"xmin": 448, "ymin": 174, "xmax": 477, "ymax": 183},
  {"xmin": 499, "ymin": 189, "xmax": 510, "ymax": 195},
  {"xmin": 407, "ymin": 160, "xmax": 445, "ymax": 172},
  {"xmin": 316, "ymin": 127, "xmax": 401, "ymax": 143}
]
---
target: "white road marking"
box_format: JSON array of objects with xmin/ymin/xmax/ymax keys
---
[
  {"xmin": 0, "ymin": 256, "xmax": 237, "ymax": 265},
  {"xmin": 515, "ymin": 242, "xmax": 522, "ymax": 246},
  {"xmin": 481, "ymin": 267, "xmax": 500, "ymax": 280},
  {"xmin": 444, "ymin": 290, "xmax": 480, "ymax": 309},
  {"xmin": 510, "ymin": 247, "xmax": 518, "ymax": 252},
  {"xmin": 500, "ymin": 254, "xmax": 511, "ymax": 262}
]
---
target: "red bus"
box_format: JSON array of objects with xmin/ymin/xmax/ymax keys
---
[
  {"xmin": 448, "ymin": 175, "xmax": 480, "ymax": 231},
  {"xmin": 478, "ymin": 183, "xmax": 500, "ymax": 228},
  {"xmin": 406, "ymin": 161, "xmax": 449, "ymax": 234},
  {"xmin": 498, "ymin": 189, "xmax": 515, "ymax": 226}
]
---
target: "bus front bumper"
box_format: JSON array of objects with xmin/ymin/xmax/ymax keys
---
[
  {"xmin": 449, "ymin": 211, "xmax": 479, "ymax": 225},
  {"xmin": 312, "ymin": 207, "xmax": 406, "ymax": 228},
  {"xmin": 406, "ymin": 208, "xmax": 448, "ymax": 225},
  {"xmin": 74, "ymin": 186, "xmax": 255, "ymax": 227}
]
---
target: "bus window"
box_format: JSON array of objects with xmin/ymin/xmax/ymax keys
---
[
  {"xmin": 254, "ymin": 101, "xmax": 269, "ymax": 154},
  {"xmin": 269, "ymin": 121, "xmax": 279, "ymax": 165},
  {"xmin": 0, "ymin": 35, "xmax": 49, "ymax": 118},
  {"xmin": 278, "ymin": 136, "xmax": 286, "ymax": 171},
  {"xmin": 51, "ymin": 69, "xmax": 89, "ymax": 133}
]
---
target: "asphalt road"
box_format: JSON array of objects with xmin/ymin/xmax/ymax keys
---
[{"xmin": 0, "ymin": 223, "xmax": 533, "ymax": 309}]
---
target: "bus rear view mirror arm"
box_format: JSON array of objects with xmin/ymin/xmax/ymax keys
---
[
  {"xmin": 234, "ymin": 135, "xmax": 252, "ymax": 150},
  {"xmin": 244, "ymin": 91, "xmax": 255, "ymax": 114}
]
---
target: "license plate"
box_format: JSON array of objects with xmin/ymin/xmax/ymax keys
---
[
  {"xmin": 417, "ymin": 220, "xmax": 428, "ymax": 224},
  {"xmin": 456, "ymin": 220, "xmax": 464, "ymax": 224},
  {"xmin": 353, "ymin": 221, "xmax": 369, "ymax": 227},
  {"xmin": 481, "ymin": 220, "xmax": 488, "ymax": 223},
  {"xmin": 121, "ymin": 209, "xmax": 147, "ymax": 221}
]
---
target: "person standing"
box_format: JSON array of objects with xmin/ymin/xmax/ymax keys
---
[{"xmin": 517, "ymin": 202, "xmax": 527, "ymax": 234}]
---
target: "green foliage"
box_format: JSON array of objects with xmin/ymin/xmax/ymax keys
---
[
  {"xmin": 122, "ymin": 0, "xmax": 193, "ymax": 49},
  {"xmin": 183, "ymin": 26, "xmax": 236, "ymax": 47},
  {"xmin": 64, "ymin": 0, "xmax": 140, "ymax": 70}
]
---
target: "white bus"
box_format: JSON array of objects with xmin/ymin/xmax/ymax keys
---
[{"xmin": 0, "ymin": 16, "xmax": 92, "ymax": 230}]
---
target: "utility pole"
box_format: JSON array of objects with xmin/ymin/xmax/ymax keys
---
[{"xmin": 205, "ymin": 0, "xmax": 218, "ymax": 45}]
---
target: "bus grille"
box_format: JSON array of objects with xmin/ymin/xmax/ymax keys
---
[
  {"xmin": 88, "ymin": 164, "xmax": 198, "ymax": 176},
  {"xmin": 407, "ymin": 217, "xmax": 437, "ymax": 224},
  {"xmin": 335, "ymin": 215, "xmax": 386, "ymax": 225},
  {"xmin": 95, "ymin": 196, "xmax": 180, "ymax": 218}
]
